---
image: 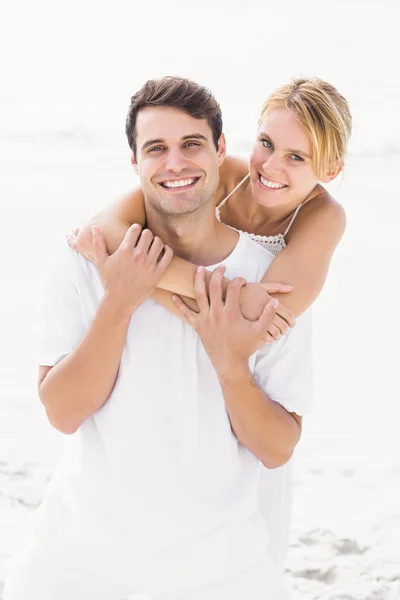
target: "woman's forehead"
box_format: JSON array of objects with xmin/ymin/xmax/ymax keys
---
[{"xmin": 258, "ymin": 108, "xmax": 312, "ymax": 154}]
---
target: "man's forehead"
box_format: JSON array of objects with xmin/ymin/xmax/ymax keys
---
[{"xmin": 136, "ymin": 106, "xmax": 212, "ymax": 144}]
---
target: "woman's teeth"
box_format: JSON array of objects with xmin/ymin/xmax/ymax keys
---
[{"xmin": 259, "ymin": 175, "xmax": 286, "ymax": 189}]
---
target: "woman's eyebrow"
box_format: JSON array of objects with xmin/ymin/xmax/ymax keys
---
[{"xmin": 259, "ymin": 132, "xmax": 311, "ymax": 159}]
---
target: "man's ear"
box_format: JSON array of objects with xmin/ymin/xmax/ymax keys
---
[
  {"xmin": 130, "ymin": 151, "xmax": 138, "ymax": 174},
  {"xmin": 217, "ymin": 133, "xmax": 227, "ymax": 167},
  {"xmin": 320, "ymin": 160, "xmax": 343, "ymax": 183}
]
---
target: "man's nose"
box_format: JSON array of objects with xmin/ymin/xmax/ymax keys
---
[{"xmin": 165, "ymin": 148, "xmax": 189, "ymax": 173}]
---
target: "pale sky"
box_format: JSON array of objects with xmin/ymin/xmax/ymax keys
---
[{"xmin": 1, "ymin": 0, "xmax": 398, "ymax": 143}]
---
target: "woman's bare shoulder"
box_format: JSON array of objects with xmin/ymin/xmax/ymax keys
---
[
  {"xmin": 219, "ymin": 154, "xmax": 249, "ymax": 182},
  {"xmin": 288, "ymin": 185, "xmax": 346, "ymax": 240},
  {"xmin": 216, "ymin": 154, "xmax": 249, "ymax": 204},
  {"xmin": 301, "ymin": 185, "xmax": 345, "ymax": 221}
]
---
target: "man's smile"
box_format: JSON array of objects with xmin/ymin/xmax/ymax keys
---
[{"xmin": 159, "ymin": 177, "xmax": 201, "ymax": 190}]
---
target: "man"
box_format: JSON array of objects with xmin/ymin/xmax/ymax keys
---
[{"xmin": 4, "ymin": 77, "xmax": 311, "ymax": 600}]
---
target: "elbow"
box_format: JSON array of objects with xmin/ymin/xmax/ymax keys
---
[
  {"xmin": 261, "ymin": 448, "xmax": 294, "ymax": 470},
  {"xmin": 45, "ymin": 407, "xmax": 80, "ymax": 435},
  {"xmin": 39, "ymin": 388, "xmax": 81, "ymax": 436}
]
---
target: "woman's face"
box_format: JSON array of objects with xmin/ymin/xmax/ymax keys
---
[{"xmin": 250, "ymin": 108, "xmax": 320, "ymax": 209}]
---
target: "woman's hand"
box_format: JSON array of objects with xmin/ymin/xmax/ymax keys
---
[
  {"xmin": 66, "ymin": 228, "xmax": 95, "ymax": 262},
  {"xmin": 239, "ymin": 282, "xmax": 295, "ymax": 342},
  {"xmin": 172, "ymin": 266, "xmax": 278, "ymax": 376}
]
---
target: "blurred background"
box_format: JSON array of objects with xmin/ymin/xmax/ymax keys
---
[{"xmin": 1, "ymin": 1, "xmax": 399, "ymax": 598}]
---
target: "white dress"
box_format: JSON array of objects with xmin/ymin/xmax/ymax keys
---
[{"xmin": 216, "ymin": 173, "xmax": 304, "ymax": 571}]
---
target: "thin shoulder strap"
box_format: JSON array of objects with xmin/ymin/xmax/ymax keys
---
[
  {"xmin": 216, "ymin": 173, "xmax": 250, "ymax": 210},
  {"xmin": 283, "ymin": 203, "xmax": 303, "ymax": 237}
]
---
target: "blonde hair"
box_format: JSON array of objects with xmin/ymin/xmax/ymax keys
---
[{"xmin": 260, "ymin": 77, "xmax": 352, "ymax": 179}]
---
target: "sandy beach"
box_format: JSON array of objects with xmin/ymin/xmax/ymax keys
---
[{"xmin": 1, "ymin": 135, "xmax": 399, "ymax": 599}]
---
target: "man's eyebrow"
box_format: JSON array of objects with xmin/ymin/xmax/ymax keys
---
[
  {"xmin": 141, "ymin": 133, "xmax": 209, "ymax": 151},
  {"xmin": 259, "ymin": 132, "xmax": 312, "ymax": 159},
  {"xmin": 141, "ymin": 138, "xmax": 164, "ymax": 151},
  {"xmin": 181, "ymin": 134, "xmax": 208, "ymax": 142}
]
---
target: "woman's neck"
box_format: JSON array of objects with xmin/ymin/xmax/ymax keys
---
[{"xmin": 228, "ymin": 181, "xmax": 325, "ymax": 235}]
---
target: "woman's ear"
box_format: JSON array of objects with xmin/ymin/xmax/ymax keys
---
[{"xmin": 320, "ymin": 160, "xmax": 343, "ymax": 183}]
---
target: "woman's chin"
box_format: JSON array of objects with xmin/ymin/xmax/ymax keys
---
[{"xmin": 253, "ymin": 189, "xmax": 286, "ymax": 209}]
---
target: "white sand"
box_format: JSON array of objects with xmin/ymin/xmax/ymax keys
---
[{"xmin": 1, "ymin": 137, "xmax": 399, "ymax": 599}]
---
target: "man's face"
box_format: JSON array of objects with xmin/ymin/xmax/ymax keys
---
[{"xmin": 133, "ymin": 106, "xmax": 225, "ymax": 217}]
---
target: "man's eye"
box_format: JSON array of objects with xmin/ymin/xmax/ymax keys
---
[
  {"xmin": 185, "ymin": 142, "xmax": 200, "ymax": 147},
  {"xmin": 262, "ymin": 139, "xmax": 273, "ymax": 149},
  {"xmin": 149, "ymin": 146, "xmax": 164, "ymax": 153}
]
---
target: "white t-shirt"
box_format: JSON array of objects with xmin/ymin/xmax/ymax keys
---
[{"xmin": 33, "ymin": 230, "xmax": 312, "ymax": 591}]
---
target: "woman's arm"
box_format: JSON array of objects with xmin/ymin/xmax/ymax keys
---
[
  {"xmin": 74, "ymin": 156, "xmax": 249, "ymax": 298},
  {"xmin": 75, "ymin": 188, "xmax": 146, "ymax": 261},
  {"xmin": 261, "ymin": 194, "xmax": 346, "ymax": 318},
  {"xmin": 73, "ymin": 189, "xmax": 216, "ymax": 297}
]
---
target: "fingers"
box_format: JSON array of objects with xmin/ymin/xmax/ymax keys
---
[
  {"xmin": 272, "ymin": 314, "xmax": 291, "ymax": 336},
  {"xmin": 225, "ymin": 277, "xmax": 246, "ymax": 315},
  {"xmin": 194, "ymin": 267, "xmax": 210, "ymax": 313},
  {"xmin": 172, "ymin": 294, "xmax": 197, "ymax": 325},
  {"xmin": 120, "ymin": 223, "xmax": 143, "ymax": 250},
  {"xmin": 260, "ymin": 282, "xmax": 293, "ymax": 294},
  {"xmin": 135, "ymin": 228, "xmax": 154, "ymax": 254},
  {"xmin": 258, "ymin": 299, "xmax": 278, "ymax": 340},
  {"xmin": 66, "ymin": 234, "xmax": 78, "ymax": 251},
  {"xmin": 148, "ymin": 236, "xmax": 165, "ymax": 263},
  {"xmin": 209, "ymin": 265, "xmax": 225, "ymax": 315},
  {"xmin": 156, "ymin": 245, "xmax": 174, "ymax": 273},
  {"xmin": 266, "ymin": 323, "xmax": 282, "ymax": 341},
  {"xmin": 91, "ymin": 226, "xmax": 109, "ymax": 265},
  {"xmin": 276, "ymin": 303, "xmax": 296, "ymax": 328}
]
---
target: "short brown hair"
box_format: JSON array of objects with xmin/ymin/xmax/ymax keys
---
[
  {"xmin": 260, "ymin": 77, "xmax": 352, "ymax": 178},
  {"xmin": 126, "ymin": 76, "xmax": 223, "ymax": 156}
]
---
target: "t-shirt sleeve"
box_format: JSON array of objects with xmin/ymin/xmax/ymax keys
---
[
  {"xmin": 38, "ymin": 242, "xmax": 87, "ymax": 367},
  {"xmin": 253, "ymin": 310, "xmax": 313, "ymax": 416}
]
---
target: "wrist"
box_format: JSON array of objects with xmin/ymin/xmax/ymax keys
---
[
  {"xmin": 216, "ymin": 360, "xmax": 252, "ymax": 387},
  {"xmin": 101, "ymin": 292, "xmax": 138, "ymax": 322}
]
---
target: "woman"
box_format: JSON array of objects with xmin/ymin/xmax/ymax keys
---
[{"xmin": 69, "ymin": 77, "xmax": 352, "ymax": 568}]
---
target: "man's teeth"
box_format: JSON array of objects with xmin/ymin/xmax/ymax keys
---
[
  {"xmin": 162, "ymin": 178, "xmax": 196, "ymax": 189},
  {"xmin": 260, "ymin": 175, "xmax": 286, "ymax": 189}
]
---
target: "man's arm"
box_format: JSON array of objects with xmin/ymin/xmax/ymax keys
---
[
  {"xmin": 39, "ymin": 297, "xmax": 133, "ymax": 435},
  {"xmin": 173, "ymin": 266, "xmax": 312, "ymax": 468},
  {"xmin": 39, "ymin": 225, "xmax": 173, "ymax": 435},
  {"xmin": 218, "ymin": 366, "xmax": 302, "ymax": 468}
]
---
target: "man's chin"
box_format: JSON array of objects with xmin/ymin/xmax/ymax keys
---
[{"xmin": 158, "ymin": 199, "xmax": 203, "ymax": 217}]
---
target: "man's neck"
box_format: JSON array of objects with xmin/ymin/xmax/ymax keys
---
[{"xmin": 145, "ymin": 203, "xmax": 239, "ymax": 266}]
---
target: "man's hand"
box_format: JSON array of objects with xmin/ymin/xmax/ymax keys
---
[
  {"xmin": 172, "ymin": 265, "xmax": 277, "ymax": 377},
  {"xmin": 91, "ymin": 224, "xmax": 173, "ymax": 315},
  {"xmin": 239, "ymin": 282, "xmax": 295, "ymax": 342}
]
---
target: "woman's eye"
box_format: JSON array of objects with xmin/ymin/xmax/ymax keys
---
[
  {"xmin": 290, "ymin": 154, "xmax": 304, "ymax": 162},
  {"xmin": 262, "ymin": 139, "xmax": 273, "ymax": 149}
]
